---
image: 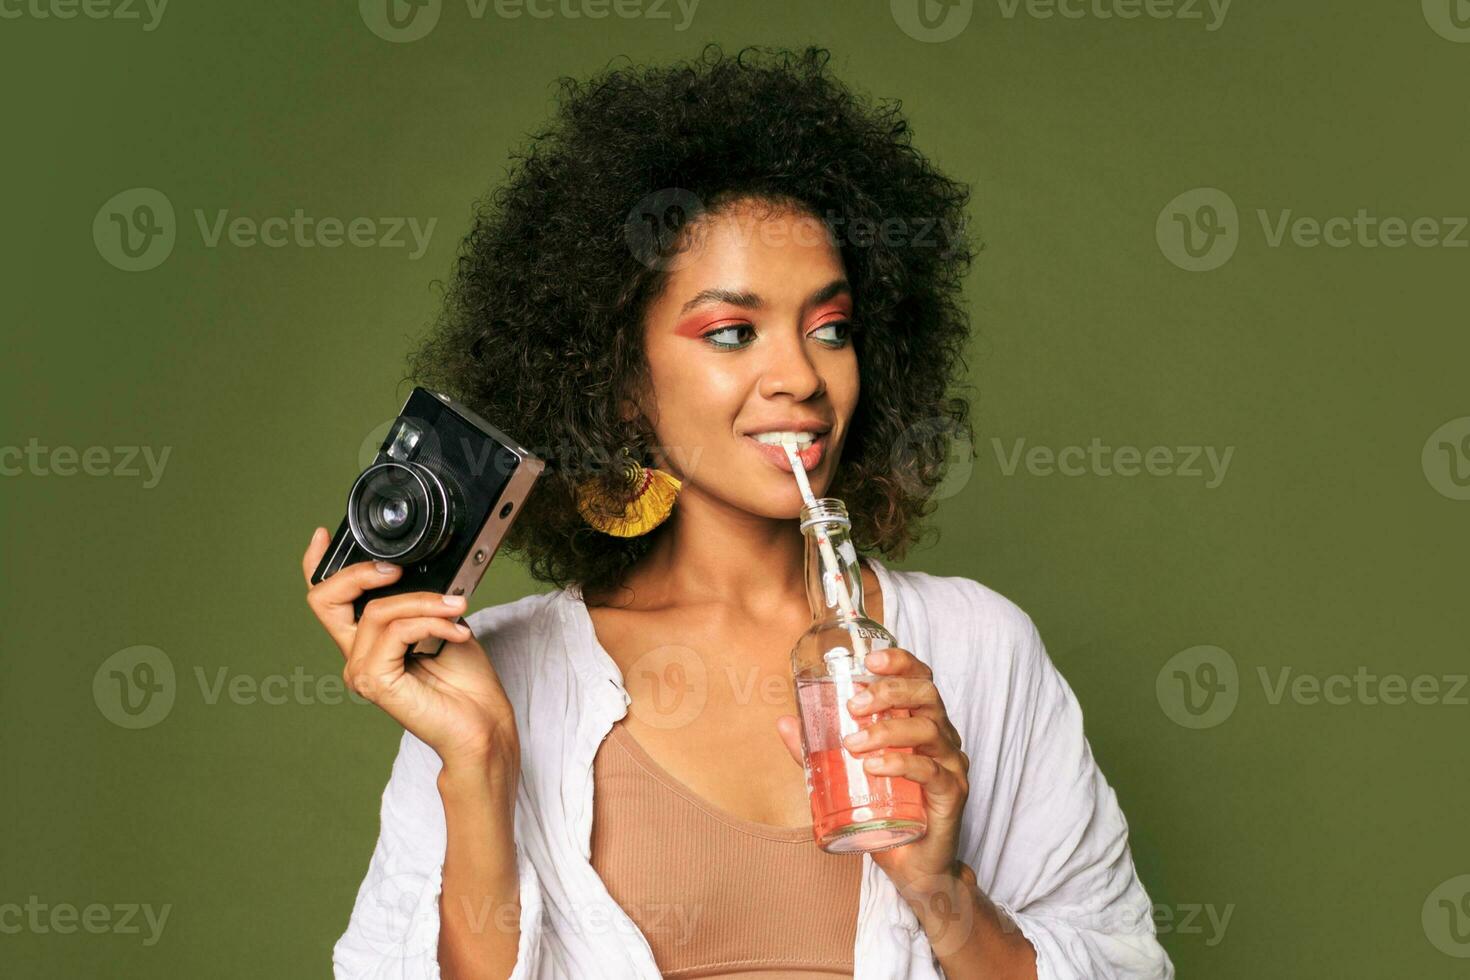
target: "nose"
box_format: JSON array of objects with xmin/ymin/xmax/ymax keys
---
[{"xmin": 756, "ymin": 328, "xmax": 826, "ymax": 402}]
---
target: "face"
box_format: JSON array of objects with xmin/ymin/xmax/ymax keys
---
[{"xmin": 629, "ymin": 199, "xmax": 859, "ymax": 519}]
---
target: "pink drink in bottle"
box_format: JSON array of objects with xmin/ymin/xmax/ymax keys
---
[{"xmin": 790, "ymin": 499, "xmax": 926, "ymax": 853}]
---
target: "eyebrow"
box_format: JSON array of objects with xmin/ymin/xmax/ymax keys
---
[{"xmin": 678, "ymin": 279, "xmax": 851, "ymax": 315}]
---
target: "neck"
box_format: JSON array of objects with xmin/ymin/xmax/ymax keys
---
[{"xmin": 614, "ymin": 484, "xmax": 807, "ymax": 615}]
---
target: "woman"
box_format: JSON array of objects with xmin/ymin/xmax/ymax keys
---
[{"xmin": 304, "ymin": 46, "xmax": 1172, "ymax": 979}]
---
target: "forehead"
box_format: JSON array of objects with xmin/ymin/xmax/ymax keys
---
[{"xmin": 664, "ymin": 202, "xmax": 847, "ymax": 294}]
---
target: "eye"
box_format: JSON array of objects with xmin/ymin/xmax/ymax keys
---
[
  {"xmin": 810, "ymin": 320, "xmax": 853, "ymax": 347},
  {"xmin": 702, "ymin": 324, "xmax": 756, "ymax": 350}
]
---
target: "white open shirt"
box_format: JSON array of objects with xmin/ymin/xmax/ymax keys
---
[{"xmin": 332, "ymin": 558, "xmax": 1174, "ymax": 979}]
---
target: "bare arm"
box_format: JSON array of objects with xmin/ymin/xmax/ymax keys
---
[{"xmin": 438, "ymin": 756, "xmax": 522, "ymax": 979}]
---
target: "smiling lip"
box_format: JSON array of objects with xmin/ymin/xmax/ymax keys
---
[{"xmin": 745, "ymin": 433, "xmax": 828, "ymax": 472}]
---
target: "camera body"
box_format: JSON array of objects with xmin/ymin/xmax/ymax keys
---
[{"xmin": 311, "ymin": 387, "xmax": 544, "ymax": 656}]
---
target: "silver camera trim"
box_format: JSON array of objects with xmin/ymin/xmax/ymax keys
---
[{"xmin": 423, "ymin": 391, "xmax": 544, "ymax": 655}]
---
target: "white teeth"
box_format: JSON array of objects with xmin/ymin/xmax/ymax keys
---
[{"xmin": 751, "ymin": 431, "xmax": 818, "ymax": 447}]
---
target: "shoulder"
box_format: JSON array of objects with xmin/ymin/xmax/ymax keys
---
[
  {"xmin": 464, "ymin": 588, "xmax": 561, "ymax": 643},
  {"xmin": 884, "ymin": 564, "xmax": 1041, "ymax": 653},
  {"xmin": 883, "ymin": 566, "xmax": 1078, "ymax": 754},
  {"xmin": 463, "ymin": 588, "xmax": 570, "ymax": 692},
  {"xmin": 880, "ymin": 563, "xmax": 1050, "ymax": 692}
]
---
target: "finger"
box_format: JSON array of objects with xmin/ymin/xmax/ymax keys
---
[
  {"xmin": 306, "ymin": 560, "xmax": 404, "ymax": 655},
  {"xmin": 301, "ymin": 527, "xmax": 329, "ymax": 586},
  {"xmin": 843, "ymin": 716, "xmax": 964, "ymax": 772},
  {"xmin": 860, "ymin": 749, "xmax": 963, "ymax": 795},
  {"xmin": 309, "ymin": 558, "xmax": 402, "ymax": 607},
  {"xmin": 848, "ymin": 676, "xmax": 943, "ymax": 716},
  {"xmin": 863, "ymin": 647, "xmax": 932, "ymax": 680},
  {"xmin": 849, "ymin": 677, "xmax": 960, "ymax": 749},
  {"xmin": 347, "ymin": 616, "xmax": 473, "ymax": 706},
  {"xmin": 774, "ymin": 715, "xmax": 804, "ymax": 768},
  {"xmin": 353, "ymin": 591, "xmax": 469, "ymax": 659}
]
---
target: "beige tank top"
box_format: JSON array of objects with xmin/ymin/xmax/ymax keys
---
[{"xmin": 590, "ymin": 718, "xmax": 863, "ymax": 979}]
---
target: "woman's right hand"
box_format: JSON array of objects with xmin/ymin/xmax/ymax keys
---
[{"xmin": 301, "ymin": 526, "xmax": 520, "ymax": 778}]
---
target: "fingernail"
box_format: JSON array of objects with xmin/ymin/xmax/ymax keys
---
[
  {"xmin": 863, "ymin": 755, "xmax": 885, "ymax": 770},
  {"xmin": 866, "ymin": 651, "xmax": 887, "ymax": 668},
  {"xmin": 844, "ymin": 730, "xmax": 869, "ymax": 748},
  {"xmin": 849, "ymin": 691, "xmax": 872, "ymax": 711},
  {"xmin": 443, "ymin": 593, "xmax": 466, "ymax": 607},
  {"xmin": 375, "ymin": 562, "xmax": 397, "ymax": 575}
]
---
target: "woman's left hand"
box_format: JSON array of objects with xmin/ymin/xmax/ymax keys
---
[{"xmin": 776, "ymin": 646, "xmax": 971, "ymax": 901}]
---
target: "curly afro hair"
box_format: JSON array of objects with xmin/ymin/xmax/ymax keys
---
[{"xmin": 406, "ymin": 44, "xmax": 978, "ymax": 600}]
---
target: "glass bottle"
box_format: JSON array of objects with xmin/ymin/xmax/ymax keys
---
[{"xmin": 790, "ymin": 498, "xmax": 927, "ymax": 853}]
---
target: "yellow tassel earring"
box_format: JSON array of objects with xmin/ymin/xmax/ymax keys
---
[{"xmin": 575, "ymin": 445, "xmax": 681, "ymax": 537}]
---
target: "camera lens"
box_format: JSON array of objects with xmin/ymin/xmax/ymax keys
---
[{"xmin": 347, "ymin": 460, "xmax": 454, "ymax": 563}]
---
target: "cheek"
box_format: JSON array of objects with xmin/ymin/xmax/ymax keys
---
[{"xmin": 645, "ymin": 352, "xmax": 748, "ymax": 435}]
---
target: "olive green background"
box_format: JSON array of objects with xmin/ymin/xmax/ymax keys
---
[{"xmin": 2, "ymin": 2, "xmax": 1466, "ymax": 977}]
